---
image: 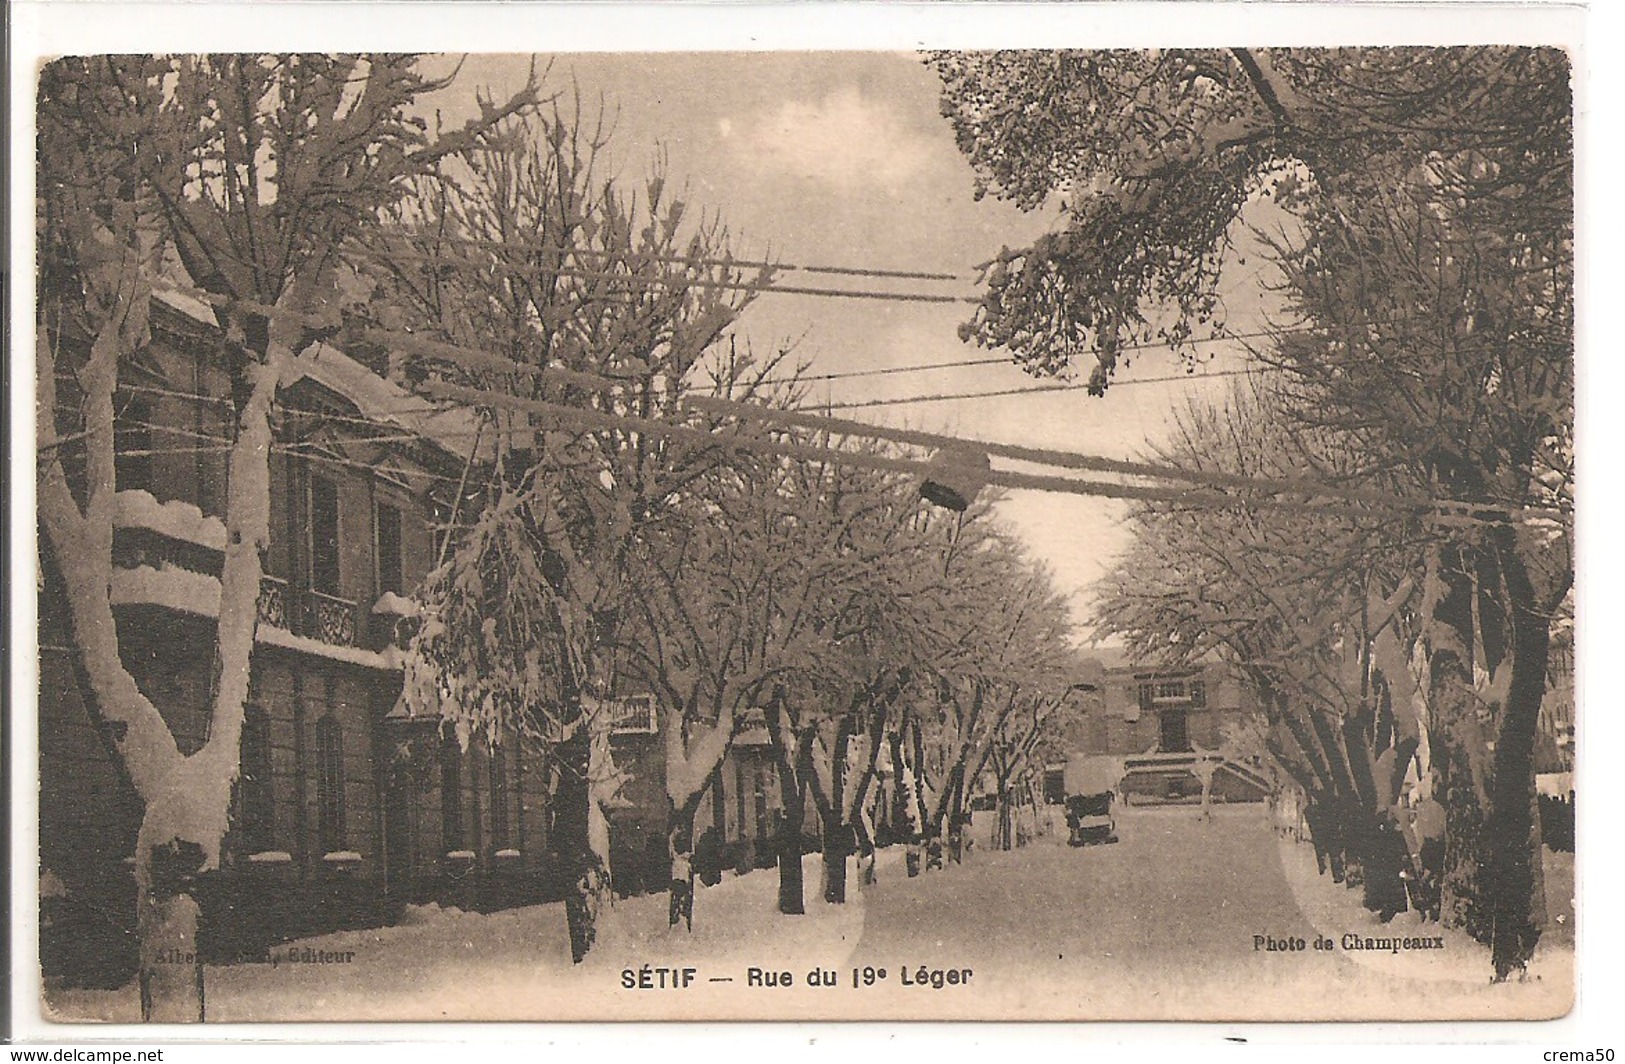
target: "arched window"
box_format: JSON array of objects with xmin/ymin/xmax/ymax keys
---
[
  {"xmin": 315, "ymin": 716, "xmax": 346, "ymax": 853},
  {"xmin": 239, "ymin": 706, "xmax": 275, "ymax": 853}
]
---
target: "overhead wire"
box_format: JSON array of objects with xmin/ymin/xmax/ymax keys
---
[
  {"xmin": 341, "ymin": 244, "xmax": 981, "ymax": 305},
  {"xmin": 130, "ymin": 278, "xmax": 1563, "ymax": 524},
  {"xmin": 313, "ymin": 315, "xmax": 1534, "ymax": 520},
  {"xmin": 110, "ymin": 437, "xmax": 475, "ymax": 489},
  {"xmin": 69, "ymin": 384, "xmax": 1556, "ymax": 527},
  {"xmin": 421, "ymin": 380, "xmax": 1393, "ymax": 519},
  {"xmin": 819, "ymin": 370, "xmax": 1266, "ymax": 411},
  {"xmin": 355, "ymin": 231, "xmax": 969, "ymax": 283}
]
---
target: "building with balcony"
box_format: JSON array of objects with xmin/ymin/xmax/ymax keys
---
[{"xmin": 39, "ymin": 291, "xmax": 563, "ymax": 986}]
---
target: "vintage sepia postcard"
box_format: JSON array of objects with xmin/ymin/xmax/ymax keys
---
[{"xmin": 15, "ymin": 4, "xmax": 1583, "ymax": 1033}]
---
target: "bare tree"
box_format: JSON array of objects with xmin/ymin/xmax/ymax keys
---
[{"xmin": 385, "ymin": 102, "xmax": 767, "ymax": 961}]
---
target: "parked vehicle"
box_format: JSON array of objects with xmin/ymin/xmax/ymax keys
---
[{"xmin": 1063, "ymin": 755, "xmax": 1121, "ymax": 846}]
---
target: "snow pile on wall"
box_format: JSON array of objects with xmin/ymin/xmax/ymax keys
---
[
  {"xmin": 111, "ymin": 564, "xmax": 222, "ymax": 617},
  {"xmin": 111, "ymin": 565, "xmax": 402, "ymax": 670},
  {"xmin": 1536, "ymin": 772, "xmax": 1574, "ymax": 799},
  {"xmin": 115, "ymin": 491, "xmax": 228, "ymax": 551},
  {"xmin": 258, "ymin": 624, "xmax": 402, "ymax": 671},
  {"xmin": 372, "ymin": 592, "xmax": 420, "ymax": 617}
]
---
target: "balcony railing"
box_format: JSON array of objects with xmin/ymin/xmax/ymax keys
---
[
  {"xmin": 311, "ymin": 590, "xmax": 359, "ymax": 647},
  {"xmin": 257, "ymin": 575, "xmax": 290, "ymax": 629},
  {"xmin": 257, "ymin": 577, "xmax": 359, "ymax": 647},
  {"xmin": 604, "ymin": 694, "xmax": 657, "ymax": 735}
]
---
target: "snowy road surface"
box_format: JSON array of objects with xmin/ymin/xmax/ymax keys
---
[
  {"xmin": 844, "ymin": 805, "xmax": 1572, "ymax": 1020},
  {"xmin": 45, "ymin": 805, "xmax": 1572, "ymax": 1023}
]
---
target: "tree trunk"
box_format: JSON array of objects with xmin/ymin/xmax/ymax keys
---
[
  {"xmin": 819, "ymin": 715, "xmax": 854, "ymax": 903},
  {"xmin": 1424, "ymin": 542, "xmax": 1497, "ymax": 940},
  {"xmin": 1435, "ymin": 735, "xmax": 1488, "ymax": 934},
  {"xmin": 821, "ymin": 810, "xmax": 850, "ymax": 904},
  {"xmin": 944, "ymin": 769, "xmax": 969, "ymax": 864},
  {"xmin": 666, "ymin": 797, "xmax": 700, "ymax": 931},
  {"xmin": 137, "ymin": 840, "xmax": 207, "ymax": 1023},
  {"xmin": 770, "ymin": 766, "xmax": 802, "ymax": 916},
  {"xmin": 1484, "ymin": 545, "xmax": 1553, "ymax": 980},
  {"xmin": 766, "ymin": 691, "xmax": 811, "ymax": 915},
  {"xmin": 995, "ymin": 777, "xmax": 1014, "ymax": 851},
  {"xmin": 854, "ymin": 807, "xmax": 878, "ymax": 887},
  {"xmin": 555, "ymin": 725, "xmax": 607, "ymax": 964},
  {"xmin": 777, "ymin": 795, "xmax": 806, "ymax": 915}
]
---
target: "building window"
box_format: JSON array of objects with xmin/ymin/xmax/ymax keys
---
[
  {"xmin": 239, "ymin": 706, "xmax": 274, "ymax": 853},
  {"xmin": 309, "ymin": 475, "xmax": 341, "ymax": 596},
  {"xmin": 114, "ymin": 395, "xmax": 152, "ymax": 494},
  {"xmin": 375, "ymin": 501, "xmax": 404, "ymax": 596},
  {"xmin": 489, "ymin": 747, "xmax": 511, "ymax": 851},
  {"xmin": 315, "ymin": 716, "xmax": 346, "ymax": 853},
  {"xmin": 441, "ymin": 738, "xmax": 464, "ymax": 853},
  {"xmin": 1140, "ymin": 679, "xmax": 1201, "ymax": 706}
]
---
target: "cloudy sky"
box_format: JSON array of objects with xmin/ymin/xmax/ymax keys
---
[{"xmin": 421, "ymin": 52, "xmax": 1272, "ymax": 634}]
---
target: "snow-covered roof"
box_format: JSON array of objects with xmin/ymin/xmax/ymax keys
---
[
  {"xmin": 383, "ymin": 696, "xmax": 439, "ymax": 723},
  {"xmin": 152, "ymin": 286, "xmax": 479, "ymax": 462},
  {"xmin": 153, "ymin": 286, "xmax": 217, "ymax": 326},
  {"xmin": 302, "ymin": 342, "xmax": 479, "ymax": 461}
]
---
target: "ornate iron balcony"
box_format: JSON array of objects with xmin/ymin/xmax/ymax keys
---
[
  {"xmin": 257, "ymin": 575, "xmax": 290, "ymax": 629},
  {"xmin": 310, "ymin": 589, "xmax": 359, "ymax": 646}
]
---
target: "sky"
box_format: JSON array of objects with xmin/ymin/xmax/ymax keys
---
[{"xmin": 419, "ymin": 51, "xmax": 1276, "ymax": 635}]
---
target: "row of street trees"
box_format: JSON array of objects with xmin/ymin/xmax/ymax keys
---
[
  {"xmin": 932, "ymin": 46, "xmax": 1573, "ymax": 981},
  {"xmin": 361, "ymin": 97, "xmax": 1090, "ymax": 954},
  {"xmin": 37, "ymin": 55, "xmax": 1089, "ymax": 1017}
]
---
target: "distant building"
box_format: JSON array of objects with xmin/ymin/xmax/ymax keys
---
[{"xmin": 1045, "ymin": 654, "xmax": 1270, "ymax": 806}]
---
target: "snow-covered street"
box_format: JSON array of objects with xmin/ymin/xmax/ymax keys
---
[{"xmin": 46, "ymin": 804, "xmax": 1571, "ymax": 1023}]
